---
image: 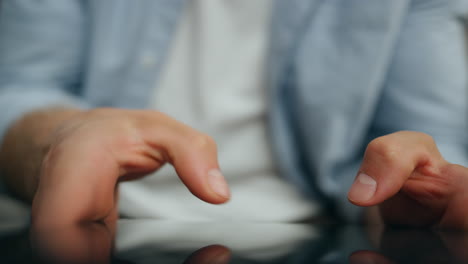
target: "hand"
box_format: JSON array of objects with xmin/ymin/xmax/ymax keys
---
[
  {"xmin": 348, "ymin": 131, "xmax": 468, "ymax": 229},
  {"xmin": 31, "ymin": 108, "xmax": 230, "ymax": 227}
]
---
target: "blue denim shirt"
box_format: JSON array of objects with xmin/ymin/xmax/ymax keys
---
[{"xmin": 0, "ymin": 0, "xmax": 467, "ymax": 221}]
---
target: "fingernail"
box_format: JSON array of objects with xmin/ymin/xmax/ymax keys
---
[
  {"xmin": 208, "ymin": 169, "xmax": 231, "ymax": 199},
  {"xmin": 348, "ymin": 172, "xmax": 377, "ymax": 203}
]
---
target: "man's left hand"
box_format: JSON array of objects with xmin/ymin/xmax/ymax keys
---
[{"xmin": 348, "ymin": 131, "xmax": 468, "ymax": 229}]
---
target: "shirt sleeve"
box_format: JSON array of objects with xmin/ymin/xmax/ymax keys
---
[
  {"xmin": 370, "ymin": 0, "xmax": 468, "ymax": 166},
  {"xmin": 0, "ymin": 0, "xmax": 90, "ymax": 143}
]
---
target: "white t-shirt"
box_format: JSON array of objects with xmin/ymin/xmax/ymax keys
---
[{"xmin": 119, "ymin": 0, "xmax": 319, "ymax": 221}]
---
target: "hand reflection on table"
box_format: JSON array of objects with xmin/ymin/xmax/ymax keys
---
[
  {"xmin": 350, "ymin": 227, "xmax": 468, "ymax": 264},
  {"xmin": 115, "ymin": 220, "xmax": 322, "ymax": 263},
  {"xmin": 30, "ymin": 221, "xmax": 233, "ymax": 264},
  {"xmin": 30, "ymin": 222, "xmax": 115, "ymax": 264},
  {"xmin": 22, "ymin": 220, "xmax": 468, "ymax": 264}
]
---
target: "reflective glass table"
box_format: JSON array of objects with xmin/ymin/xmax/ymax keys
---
[
  {"xmin": 1, "ymin": 193, "xmax": 467, "ymax": 264},
  {"xmin": 1, "ymin": 215, "xmax": 467, "ymax": 264}
]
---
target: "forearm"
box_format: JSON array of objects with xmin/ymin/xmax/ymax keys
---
[{"xmin": 0, "ymin": 107, "xmax": 81, "ymax": 202}]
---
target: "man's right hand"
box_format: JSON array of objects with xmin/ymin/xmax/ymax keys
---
[{"xmin": 0, "ymin": 108, "xmax": 230, "ymax": 227}]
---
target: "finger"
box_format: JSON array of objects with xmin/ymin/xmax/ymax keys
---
[
  {"xmin": 136, "ymin": 111, "xmax": 231, "ymax": 205},
  {"xmin": 347, "ymin": 131, "xmax": 445, "ymax": 207}
]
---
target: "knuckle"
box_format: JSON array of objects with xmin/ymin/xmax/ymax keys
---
[
  {"xmin": 191, "ymin": 133, "xmax": 216, "ymax": 150},
  {"xmin": 418, "ymin": 132, "xmax": 435, "ymax": 145},
  {"xmin": 150, "ymin": 110, "xmax": 165, "ymax": 119},
  {"xmin": 147, "ymin": 110, "xmax": 171, "ymax": 122},
  {"xmin": 418, "ymin": 133, "xmax": 440, "ymax": 157},
  {"xmin": 366, "ymin": 136, "xmax": 402, "ymax": 164},
  {"xmin": 401, "ymin": 131, "xmax": 437, "ymax": 154},
  {"xmin": 86, "ymin": 107, "xmax": 114, "ymax": 117}
]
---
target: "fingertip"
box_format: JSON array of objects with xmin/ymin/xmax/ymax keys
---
[
  {"xmin": 207, "ymin": 169, "xmax": 231, "ymax": 201},
  {"xmin": 207, "ymin": 194, "xmax": 231, "ymax": 205},
  {"xmin": 348, "ymin": 172, "xmax": 377, "ymax": 206},
  {"xmin": 178, "ymin": 167, "xmax": 231, "ymax": 205}
]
